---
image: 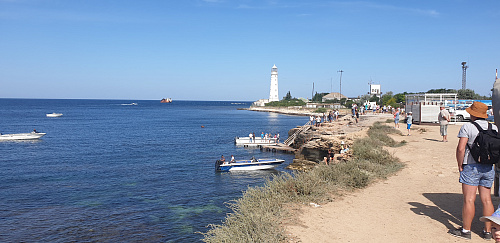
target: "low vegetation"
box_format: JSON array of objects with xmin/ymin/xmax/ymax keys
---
[
  {"xmin": 202, "ymin": 122, "xmax": 405, "ymax": 242},
  {"xmin": 265, "ymin": 99, "xmax": 306, "ymax": 107},
  {"xmin": 314, "ymin": 107, "xmax": 328, "ymax": 113}
]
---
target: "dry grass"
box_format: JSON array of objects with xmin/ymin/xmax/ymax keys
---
[{"xmin": 201, "ymin": 122, "xmax": 405, "ymax": 242}]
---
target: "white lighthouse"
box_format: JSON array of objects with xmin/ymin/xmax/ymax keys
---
[{"xmin": 269, "ymin": 64, "xmax": 279, "ymax": 102}]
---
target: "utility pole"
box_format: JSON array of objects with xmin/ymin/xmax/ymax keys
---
[
  {"xmin": 461, "ymin": 62, "xmax": 468, "ymax": 90},
  {"xmin": 312, "ymin": 82, "xmax": 314, "ymax": 101},
  {"xmin": 338, "ymin": 70, "xmax": 344, "ymax": 100},
  {"xmin": 331, "ymin": 77, "xmax": 333, "ymax": 93}
]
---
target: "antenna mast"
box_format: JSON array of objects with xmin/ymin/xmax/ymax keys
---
[{"xmin": 461, "ymin": 62, "xmax": 468, "ymax": 90}]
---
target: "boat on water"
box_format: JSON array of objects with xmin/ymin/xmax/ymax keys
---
[
  {"xmin": 161, "ymin": 98, "xmax": 172, "ymax": 103},
  {"xmin": 0, "ymin": 132, "xmax": 46, "ymax": 140},
  {"xmin": 46, "ymin": 113, "xmax": 63, "ymax": 117},
  {"xmin": 215, "ymin": 158, "xmax": 285, "ymax": 172},
  {"xmin": 235, "ymin": 136, "xmax": 278, "ymax": 146}
]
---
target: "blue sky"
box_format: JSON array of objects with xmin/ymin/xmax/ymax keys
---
[{"xmin": 0, "ymin": 0, "xmax": 499, "ymax": 101}]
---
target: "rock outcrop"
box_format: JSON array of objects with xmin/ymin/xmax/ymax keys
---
[{"xmin": 286, "ymin": 115, "xmax": 370, "ymax": 171}]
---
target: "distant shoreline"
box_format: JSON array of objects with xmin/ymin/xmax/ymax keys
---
[{"xmin": 240, "ymin": 106, "xmax": 332, "ymax": 117}]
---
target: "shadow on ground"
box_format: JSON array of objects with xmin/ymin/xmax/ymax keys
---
[{"xmin": 409, "ymin": 193, "xmax": 500, "ymax": 235}]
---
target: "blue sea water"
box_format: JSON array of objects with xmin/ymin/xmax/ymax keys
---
[{"xmin": 0, "ymin": 99, "xmax": 308, "ymax": 242}]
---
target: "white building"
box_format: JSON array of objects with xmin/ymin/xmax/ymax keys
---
[
  {"xmin": 322, "ymin": 92, "xmax": 347, "ymax": 102},
  {"xmin": 369, "ymin": 84, "xmax": 381, "ymax": 97},
  {"xmin": 269, "ymin": 64, "xmax": 279, "ymax": 102}
]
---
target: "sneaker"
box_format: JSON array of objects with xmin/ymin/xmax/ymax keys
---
[
  {"xmin": 483, "ymin": 231, "xmax": 492, "ymax": 240},
  {"xmin": 449, "ymin": 228, "xmax": 471, "ymax": 240}
]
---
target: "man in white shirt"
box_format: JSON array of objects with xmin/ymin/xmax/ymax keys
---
[{"xmin": 438, "ymin": 105, "xmax": 451, "ymax": 142}]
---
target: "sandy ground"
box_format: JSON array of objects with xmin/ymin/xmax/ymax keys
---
[{"xmin": 287, "ymin": 115, "xmax": 500, "ymax": 242}]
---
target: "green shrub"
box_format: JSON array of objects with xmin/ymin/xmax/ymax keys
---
[
  {"xmin": 314, "ymin": 108, "xmax": 328, "ymax": 113},
  {"xmin": 202, "ymin": 121, "xmax": 405, "ymax": 242},
  {"xmin": 265, "ymin": 99, "xmax": 306, "ymax": 107}
]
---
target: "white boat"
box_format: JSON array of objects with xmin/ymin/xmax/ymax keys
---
[
  {"xmin": 235, "ymin": 136, "xmax": 278, "ymax": 146},
  {"xmin": 215, "ymin": 158, "xmax": 285, "ymax": 172},
  {"xmin": 0, "ymin": 132, "xmax": 46, "ymax": 140},
  {"xmin": 46, "ymin": 113, "xmax": 63, "ymax": 117}
]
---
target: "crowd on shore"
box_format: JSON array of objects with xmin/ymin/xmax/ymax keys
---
[{"xmin": 247, "ymin": 132, "xmax": 280, "ymax": 143}]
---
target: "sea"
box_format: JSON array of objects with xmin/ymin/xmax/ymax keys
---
[{"xmin": 0, "ymin": 99, "xmax": 308, "ymax": 242}]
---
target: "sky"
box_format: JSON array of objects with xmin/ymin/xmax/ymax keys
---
[{"xmin": 0, "ymin": 0, "xmax": 499, "ymax": 101}]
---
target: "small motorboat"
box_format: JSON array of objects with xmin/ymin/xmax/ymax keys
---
[
  {"xmin": 215, "ymin": 157, "xmax": 285, "ymax": 172},
  {"xmin": 161, "ymin": 98, "xmax": 172, "ymax": 103},
  {"xmin": 46, "ymin": 113, "xmax": 63, "ymax": 117},
  {"xmin": 0, "ymin": 132, "xmax": 46, "ymax": 140}
]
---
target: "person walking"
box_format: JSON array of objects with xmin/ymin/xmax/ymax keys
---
[
  {"xmin": 355, "ymin": 109, "xmax": 359, "ymax": 124},
  {"xmin": 438, "ymin": 105, "xmax": 451, "ymax": 142},
  {"xmin": 449, "ymin": 102, "xmax": 497, "ymax": 240},
  {"xmin": 406, "ymin": 112, "xmax": 413, "ymax": 136},
  {"xmin": 393, "ymin": 108, "xmax": 400, "ymax": 129}
]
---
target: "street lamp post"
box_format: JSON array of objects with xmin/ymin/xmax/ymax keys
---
[{"xmin": 338, "ymin": 70, "xmax": 344, "ymax": 100}]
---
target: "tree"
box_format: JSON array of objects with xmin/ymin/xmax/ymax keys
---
[
  {"xmin": 380, "ymin": 91, "xmax": 393, "ymax": 106},
  {"xmin": 386, "ymin": 97, "xmax": 397, "ymax": 108},
  {"xmin": 266, "ymin": 99, "xmax": 306, "ymax": 107},
  {"xmin": 393, "ymin": 92, "xmax": 406, "ymax": 104},
  {"xmin": 359, "ymin": 94, "xmax": 371, "ymax": 105},
  {"xmin": 312, "ymin": 92, "xmax": 328, "ymax": 102},
  {"xmin": 369, "ymin": 95, "xmax": 380, "ymax": 104},
  {"xmin": 427, "ymin": 88, "xmax": 457, "ymax": 94},
  {"xmin": 283, "ymin": 91, "xmax": 292, "ymax": 101},
  {"xmin": 457, "ymin": 89, "xmax": 490, "ymax": 100},
  {"xmin": 344, "ymin": 100, "xmax": 354, "ymax": 108}
]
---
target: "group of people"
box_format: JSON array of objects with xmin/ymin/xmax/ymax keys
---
[
  {"xmin": 388, "ymin": 101, "xmax": 500, "ymax": 240},
  {"xmin": 391, "ymin": 108, "xmax": 413, "ymax": 136},
  {"xmin": 444, "ymin": 101, "xmax": 500, "ymax": 240},
  {"xmin": 220, "ymin": 155, "xmax": 235, "ymax": 165},
  {"xmin": 324, "ymin": 141, "xmax": 350, "ymax": 165},
  {"xmin": 310, "ymin": 110, "xmax": 341, "ymax": 127},
  {"xmin": 395, "ymin": 102, "xmax": 500, "ymax": 240},
  {"xmin": 248, "ymin": 132, "xmax": 280, "ymax": 143}
]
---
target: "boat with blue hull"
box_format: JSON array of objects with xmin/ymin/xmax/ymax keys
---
[{"xmin": 215, "ymin": 158, "xmax": 285, "ymax": 172}]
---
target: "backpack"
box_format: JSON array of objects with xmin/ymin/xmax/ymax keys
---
[{"xmin": 467, "ymin": 121, "xmax": 500, "ymax": 164}]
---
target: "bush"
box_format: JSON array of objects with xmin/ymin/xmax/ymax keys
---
[
  {"xmin": 314, "ymin": 108, "xmax": 328, "ymax": 113},
  {"xmin": 265, "ymin": 99, "xmax": 306, "ymax": 107},
  {"xmin": 202, "ymin": 121, "xmax": 405, "ymax": 242}
]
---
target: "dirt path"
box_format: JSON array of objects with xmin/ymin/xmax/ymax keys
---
[{"xmin": 287, "ymin": 118, "xmax": 500, "ymax": 242}]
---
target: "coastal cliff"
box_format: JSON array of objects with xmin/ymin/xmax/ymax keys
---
[{"xmin": 286, "ymin": 113, "xmax": 378, "ymax": 171}]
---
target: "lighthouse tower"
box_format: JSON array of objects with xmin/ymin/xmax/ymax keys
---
[{"xmin": 269, "ymin": 64, "xmax": 279, "ymax": 102}]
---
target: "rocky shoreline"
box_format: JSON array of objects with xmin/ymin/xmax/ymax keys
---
[
  {"xmin": 246, "ymin": 107, "xmax": 393, "ymax": 171},
  {"xmin": 241, "ymin": 106, "xmax": 338, "ymax": 116}
]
